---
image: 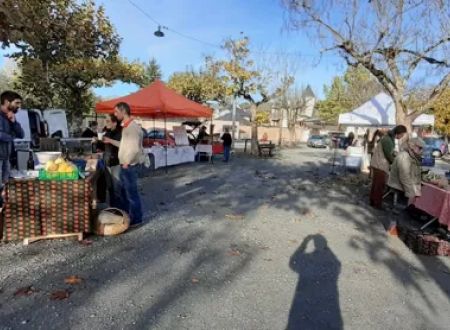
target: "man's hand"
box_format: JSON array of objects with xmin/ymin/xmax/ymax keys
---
[
  {"xmin": 103, "ymin": 137, "xmax": 111, "ymax": 144},
  {"xmin": 6, "ymin": 111, "xmax": 15, "ymax": 122},
  {"xmin": 122, "ymin": 163, "xmax": 129, "ymax": 169}
]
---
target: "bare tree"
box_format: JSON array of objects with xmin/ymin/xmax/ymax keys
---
[
  {"xmin": 221, "ymin": 37, "xmax": 293, "ymax": 154},
  {"xmin": 283, "ymin": 0, "xmax": 450, "ymax": 129},
  {"xmin": 274, "ymin": 86, "xmax": 313, "ymax": 146}
]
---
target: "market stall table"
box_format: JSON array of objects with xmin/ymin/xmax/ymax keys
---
[
  {"xmin": 0, "ymin": 176, "xmax": 94, "ymax": 242},
  {"xmin": 195, "ymin": 144, "xmax": 213, "ymax": 163},
  {"xmin": 144, "ymin": 146, "xmax": 195, "ymax": 169},
  {"xmin": 410, "ymin": 182, "xmax": 450, "ymax": 231}
]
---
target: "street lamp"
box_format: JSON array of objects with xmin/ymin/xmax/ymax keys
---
[{"xmin": 154, "ymin": 26, "xmax": 164, "ymax": 37}]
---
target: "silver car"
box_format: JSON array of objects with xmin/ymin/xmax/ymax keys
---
[{"xmin": 307, "ymin": 135, "xmax": 329, "ymax": 148}]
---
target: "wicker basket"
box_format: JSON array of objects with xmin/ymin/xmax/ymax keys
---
[{"xmin": 94, "ymin": 208, "xmax": 130, "ymax": 236}]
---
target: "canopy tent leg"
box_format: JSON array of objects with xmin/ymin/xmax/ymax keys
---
[
  {"xmin": 153, "ymin": 117, "xmax": 155, "ymax": 145},
  {"xmin": 165, "ymin": 115, "xmax": 168, "ymax": 174},
  {"xmin": 209, "ymin": 117, "xmax": 214, "ymax": 164}
]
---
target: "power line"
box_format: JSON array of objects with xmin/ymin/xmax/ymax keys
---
[
  {"xmin": 126, "ymin": 0, "xmax": 337, "ymax": 59},
  {"xmin": 128, "ymin": 0, "xmax": 162, "ymax": 27},
  {"xmin": 127, "ymin": 0, "xmax": 221, "ymax": 49}
]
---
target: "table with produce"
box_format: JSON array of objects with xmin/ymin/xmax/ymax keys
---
[
  {"xmin": 410, "ymin": 170, "xmax": 450, "ymax": 231},
  {"xmin": 0, "ymin": 152, "xmax": 101, "ymax": 243}
]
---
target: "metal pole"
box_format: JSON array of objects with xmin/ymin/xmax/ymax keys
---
[
  {"xmin": 164, "ymin": 115, "xmax": 168, "ymax": 174},
  {"xmin": 231, "ymin": 95, "xmax": 236, "ymax": 148}
]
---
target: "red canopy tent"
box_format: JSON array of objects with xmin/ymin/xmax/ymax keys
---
[
  {"xmin": 95, "ymin": 81, "xmax": 213, "ymax": 170},
  {"xmin": 95, "ymin": 80, "xmax": 213, "ymax": 118}
]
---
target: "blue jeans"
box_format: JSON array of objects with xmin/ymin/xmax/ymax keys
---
[
  {"xmin": 0, "ymin": 159, "xmax": 9, "ymax": 206},
  {"xmin": 107, "ymin": 165, "xmax": 124, "ymax": 210},
  {"xmin": 223, "ymin": 146, "xmax": 231, "ymax": 162},
  {"xmin": 119, "ymin": 164, "xmax": 143, "ymax": 225}
]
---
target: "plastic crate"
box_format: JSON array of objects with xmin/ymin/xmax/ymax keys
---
[{"xmin": 38, "ymin": 168, "xmax": 79, "ymax": 181}]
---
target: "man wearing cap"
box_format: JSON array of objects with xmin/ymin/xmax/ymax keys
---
[{"xmin": 387, "ymin": 137, "xmax": 425, "ymax": 198}]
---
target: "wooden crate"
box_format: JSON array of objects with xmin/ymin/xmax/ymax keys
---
[
  {"xmin": 1, "ymin": 178, "xmax": 92, "ymax": 241},
  {"xmin": 398, "ymin": 226, "xmax": 450, "ymax": 256}
]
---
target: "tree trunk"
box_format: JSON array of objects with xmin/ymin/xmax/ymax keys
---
[
  {"xmin": 70, "ymin": 112, "xmax": 84, "ymax": 136},
  {"xmin": 393, "ymin": 97, "xmax": 412, "ymax": 132},
  {"xmin": 288, "ymin": 124, "xmax": 296, "ymax": 147},
  {"xmin": 278, "ymin": 109, "xmax": 283, "ymax": 146},
  {"xmin": 250, "ymin": 103, "xmax": 259, "ymax": 155}
]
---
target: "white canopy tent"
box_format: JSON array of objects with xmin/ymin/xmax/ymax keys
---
[{"xmin": 338, "ymin": 93, "xmax": 435, "ymax": 127}]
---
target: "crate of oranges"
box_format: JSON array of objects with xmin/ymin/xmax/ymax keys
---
[{"xmin": 38, "ymin": 157, "xmax": 79, "ymax": 180}]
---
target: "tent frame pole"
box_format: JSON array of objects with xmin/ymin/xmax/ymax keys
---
[{"xmin": 165, "ymin": 114, "xmax": 168, "ymax": 174}]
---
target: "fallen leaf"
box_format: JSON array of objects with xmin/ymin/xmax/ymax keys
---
[
  {"xmin": 191, "ymin": 277, "xmax": 200, "ymax": 284},
  {"xmin": 50, "ymin": 290, "xmax": 70, "ymax": 300},
  {"xmin": 263, "ymin": 258, "xmax": 273, "ymax": 262},
  {"xmin": 80, "ymin": 239, "xmax": 93, "ymax": 246},
  {"xmin": 259, "ymin": 246, "xmax": 270, "ymax": 250},
  {"xmin": 228, "ymin": 250, "xmax": 241, "ymax": 257},
  {"xmin": 300, "ymin": 209, "xmax": 311, "ymax": 215},
  {"xmin": 14, "ymin": 286, "xmax": 37, "ymax": 297},
  {"xmin": 64, "ymin": 275, "xmax": 83, "ymax": 285},
  {"xmin": 288, "ymin": 239, "xmax": 299, "ymax": 245}
]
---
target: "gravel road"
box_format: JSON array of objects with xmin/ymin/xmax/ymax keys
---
[{"xmin": 0, "ymin": 147, "xmax": 449, "ymax": 330}]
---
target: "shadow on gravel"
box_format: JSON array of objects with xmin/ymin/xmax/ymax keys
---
[
  {"xmin": 287, "ymin": 234, "xmax": 342, "ymax": 330},
  {"xmin": 0, "ymin": 148, "xmax": 449, "ymax": 328}
]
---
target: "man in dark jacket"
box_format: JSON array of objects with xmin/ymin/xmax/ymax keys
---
[
  {"xmin": 221, "ymin": 128, "xmax": 232, "ymax": 162},
  {"xmin": 0, "ymin": 91, "xmax": 25, "ymax": 204},
  {"xmin": 82, "ymin": 121, "xmax": 98, "ymax": 138}
]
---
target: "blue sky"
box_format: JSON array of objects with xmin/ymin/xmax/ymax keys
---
[{"xmin": 0, "ymin": 0, "xmax": 347, "ymax": 99}]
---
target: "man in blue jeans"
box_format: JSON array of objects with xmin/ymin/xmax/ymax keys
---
[
  {"xmin": 113, "ymin": 102, "xmax": 144, "ymax": 227},
  {"xmin": 221, "ymin": 128, "xmax": 232, "ymax": 162}
]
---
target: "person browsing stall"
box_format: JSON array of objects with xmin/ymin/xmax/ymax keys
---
[
  {"xmin": 100, "ymin": 114, "xmax": 123, "ymax": 209},
  {"xmin": 82, "ymin": 121, "xmax": 98, "ymax": 138},
  {"xmin": 113, "ymin": 102, "xmax": 144, "ymax": 227},
  {"xmin": 387, "ymin": 137, "xmax": 425, "ymax": 198},
  {"xmin": 197, "ymin": 125, "xmax": 209, "ymax": 143},
  {"xmin": 369, "ymin": 125, "xmax": 407, "ymax": 208},
  {"xmin": 221, "ymin": 128, "xmax": 232, "ymax": 162}
]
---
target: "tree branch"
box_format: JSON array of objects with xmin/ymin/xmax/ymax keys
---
[{"xmin": 405, "ymin": 36, "xmax": 450, "ymax": 79}]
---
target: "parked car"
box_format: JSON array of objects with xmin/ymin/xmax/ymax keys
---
[
  {"xmin": 423, "ymin": 137, "xmax": 448, "ymax": 158},
  {"xmin": 143, "ymin": 128, "xmax": 176, "ymax": 147},
  {"xmin": 307, "ymin": 135, "xmax": 329, "ymax": 148}
]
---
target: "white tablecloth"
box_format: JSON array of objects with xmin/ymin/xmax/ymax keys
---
[
  {"xmin": 144, "ymin": 146, "xmax": 195, "ymax": 169},
  {"xmin": 195, "ymin": 144, "xmax": 213, "ymax": 156}
]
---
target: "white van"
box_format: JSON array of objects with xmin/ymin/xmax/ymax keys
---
[{"xmin": 15, "ymin": 108, "xmax": 69, "ymax": 147}]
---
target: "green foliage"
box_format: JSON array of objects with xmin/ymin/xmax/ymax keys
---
[
  {"xmin": 1, "ymin": 0, "xmax": 145, "ymax": 130},
  {"xmin": 432, "ymin": 89, "xmax": 450, "ymax": 135},
  {"xmin": 255, "ymin": 111, "xmax": 270, "ymax": 126},
  {"xmin": 140, "ymin": 57, "xmax": 162, "ymax": 87},
  {"xmin": 167, "ymin": 57, "xmax": 227, "ymax": 103},
  {"xmin": 0, "ymin": 59, "xmax": 18, "ymax": 92},
  {"xmin": 220, "ymin": 37, "xmax": 262, "ymax": 102},
  {"xmin": 317, "ymin": 65, "xmax": 384, "ymax": 124},
  {"xmin": 316, "ymin": 77, "xmax": 350, "ymax": 124}
]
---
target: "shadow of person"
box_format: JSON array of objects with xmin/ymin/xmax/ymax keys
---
[{"xmin": 287, "ymin": 234, "xmax": 342, "ymax": 330}]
